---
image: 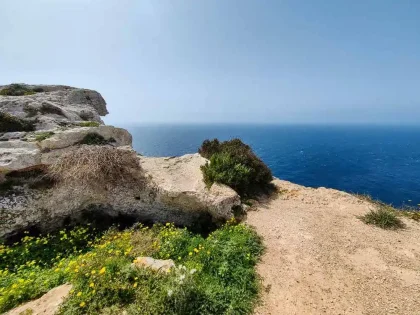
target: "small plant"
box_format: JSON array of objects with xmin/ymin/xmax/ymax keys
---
[
  {"xmin": 359, "ymin": 208, "xmax": 404, "ymax": 229},
  {"xmin": 0, "ymin": 112, "xmax": 36, "ymax": 132},
  {"xmin": 78, "ymin": 121, "xmax": 100, "ymax": 127},
  {"xmin": 34, "ymin": 131, "xmax": 54, "ymax": 142},
  {"xmin": 0, "ymin": 84, "xmax": 43, "ymax": 96},
  {"xmin": 199, "ymin": 138, "xmax": 273, "ymax": 197},
  {"xmin": 79, "ymin": 133, "xmax": 113, "ymax": 145}
]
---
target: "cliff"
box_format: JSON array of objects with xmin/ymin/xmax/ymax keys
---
[{"xmin": 0, "ymin": 84, "xmax": 240, "ymax": 239}]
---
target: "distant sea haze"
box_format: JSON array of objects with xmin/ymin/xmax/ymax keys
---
[{"xmin": 124, "ymin": 124, "xmax": 420, "ymax": 208}]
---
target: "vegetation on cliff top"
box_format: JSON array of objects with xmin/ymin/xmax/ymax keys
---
[
  {"xmin": 0, "ymin": 84, "xmax": 44, "ymax": 96},
  {"xmin": 199, "ymin": 138, "xmax": 273, "ymax": 197},
  {"xmin": 0, "ymin": 221, "xmax": 263, "ymax": 314}
]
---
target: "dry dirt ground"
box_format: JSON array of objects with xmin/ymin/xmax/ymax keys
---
[{"xmin": 246, "ymin": 179, "xmax": 420, "ymax": 315}]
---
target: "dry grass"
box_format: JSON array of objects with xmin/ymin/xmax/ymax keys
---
[{"xmin": 48, "ymin": 145, "xmax": 142, "ymax": 190}]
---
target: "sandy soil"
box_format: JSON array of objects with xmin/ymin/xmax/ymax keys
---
[{"xmin": 247, "ymin": 179, "xmax": 420, "ymax": 315}]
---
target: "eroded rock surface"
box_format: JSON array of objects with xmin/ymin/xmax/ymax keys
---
[
  {"xmin": 0, "ymin": 84, "xmax": 107, "ymax": 130},
  {"xmin": 0, "ymin": 85, "xmax": 241, "ymax": 239}
]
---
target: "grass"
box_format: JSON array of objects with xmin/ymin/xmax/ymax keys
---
[
  {"xmin": 0, "ymin": 221, "xmax": 263, "ymax": 314},
  {"xmin": 359, "ymin": 208, "xmax": 405, "ymax": 229},
  {"xmin": 34, "ymin": 131, "xmax": 54, "ymax": 142},
  {"xmin": 78, "ymin": 121, "xmax": 100, "ymax": 127},
  {"xmin": 355, "ymin": 194, "xmax": 414, "ymax": 229}
]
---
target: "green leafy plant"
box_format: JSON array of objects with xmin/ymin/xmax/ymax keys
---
[
  {"xmin": 0, "ymin": 112, "xmax": 36, "ymax": 132},
  {"xmin": 199, "ymin": 139, "xmax": 273, "ymax": 197}
]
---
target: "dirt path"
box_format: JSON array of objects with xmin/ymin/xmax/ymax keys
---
[{"xmin": 246, "ymin": 179, "xmax": 420, "ymax": 315}]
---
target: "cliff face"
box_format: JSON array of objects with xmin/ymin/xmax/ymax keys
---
[{"xmin": 0, "ymin": 84, "xmax": 240, "ymax": 239}]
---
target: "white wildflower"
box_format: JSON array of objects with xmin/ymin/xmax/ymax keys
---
[
  {"xmin": 167, "ymin": 289, "xmax": 173, "ymax": 297},
  {"xmin": 190, "ymin": 269, "xmax": 197, "ymax": 274}
]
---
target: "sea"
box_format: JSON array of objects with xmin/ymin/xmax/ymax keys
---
[{"xmin": 123, "ymin": 124, "xmax": 420, "ymax": 208}]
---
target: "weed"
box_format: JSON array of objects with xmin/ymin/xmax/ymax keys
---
[
  {"xmin": 79, "ymin": 133, "xmax": 113, "ymax": 145},
  {"xmin": 359, "ymin": 208, "xmax": 404, "ymax": 229},
  {"xmin": 34, "ymin": 131, "xmax": 54, "ymax": 142},
  {"xmin": 0, "ymin": 84, "xmax": 43, "ymax": 96}
]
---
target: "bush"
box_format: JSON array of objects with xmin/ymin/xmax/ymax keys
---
[
  {"xmin": 0, "ymin": 112, "xmax": 36, "ymax": 132},
  {"xmin": 0, "ymin": 84, "xmax": 43, "ymax": 96},
  {"xmin": 48, "ymin": 145, "xmax": 141, "ymax": 189},
  {"xmin": 199, "ymin": 139, "xmax": 273, "ymax": 197},
  {"xmin": 359, "ymin": 208, "xmax": 404, "ymax": 229}
]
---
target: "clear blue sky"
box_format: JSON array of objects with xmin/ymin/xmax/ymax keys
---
[{"xmin": 1, "ymin": 0, "xmax": 419, "ymax": 124}]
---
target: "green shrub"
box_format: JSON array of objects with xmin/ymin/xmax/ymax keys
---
[
  {"xmin": 78, "ymin": 121, "xmax": 100, "ymax": 127},
  {"xmin": 23, "ymin": 105, "xmax": 39, "ymax": 117},
  {"xmin": 359, "ymin": 208, "xmax": 404, "ymax": 229},
  {"xmin": 79, "ymin": 133, "xmax": 114, "ymax": 145},
  {"xmin": 0, "ymin": 84, "xmax": 43, "ymax": 96},
  {"xmin": 199, "ymin": 139, "xmax": 273, "ymax": 197},
  {"xmin": 0, "ymin": 112, "xmax": 36, "ymax": 132}
]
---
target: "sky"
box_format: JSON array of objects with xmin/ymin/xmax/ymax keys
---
[{"xmin": 0, "ymin": 0, "xmax": 419, "ymax": 125}]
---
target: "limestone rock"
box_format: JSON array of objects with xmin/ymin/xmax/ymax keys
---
[
  {"xmin": 6, "ymin": 284, "xmax": 72, "ymax": 315},
  {"xmin": 0, "ymin": 84, "xmax": 107, "ymax": 130},
  {"xmin": 133, "ymin": 257, "xmax": 175, "ymax": 272}
]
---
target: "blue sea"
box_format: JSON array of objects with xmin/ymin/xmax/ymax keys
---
[{"xmin": 123, "ymin": 124, "xmax": 420, "ymax": 207}]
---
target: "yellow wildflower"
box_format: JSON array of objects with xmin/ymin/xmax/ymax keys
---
[
  {"xmin": 80, "ymin": 301, "xmax": 86, "ymax": 307},
  {"xmin": 99, "ymin": 267, "xmax": 106, "ymax": 274},
  {"xmin": 77, "ymin": 291, "xmax": 82, "ymax": 297}
]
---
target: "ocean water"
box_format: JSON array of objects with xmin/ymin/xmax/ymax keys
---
[{"xmin": 123, "ymin": 124, "xmax": 420, "ymax": 207}]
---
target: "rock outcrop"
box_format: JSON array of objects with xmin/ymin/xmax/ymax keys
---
[
  {"xmin": 0, "ymin": 84, "xmax": 107, "ymax": 130},
  {"xmin": 0, "ymin": 84, "xmax": 241, "ymax": 239}
]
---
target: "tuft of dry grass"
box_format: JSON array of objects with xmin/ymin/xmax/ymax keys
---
[{"xmin": 48, "ymin": 145, "xmax": 142, "ymax": 190}]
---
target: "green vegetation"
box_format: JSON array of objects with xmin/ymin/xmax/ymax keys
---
[
  {"xmin": 79, "ymin": 133, "xmax": 114, "ymax": 145},
  {"xmin": 356, "ymin": 193, "xmax": 420, "ymax": 225},
  {"xmin": 0, "ymin": 221, "xmax": 263, "ymax": 314},
  {"xmin": 23, "ymin": 105, "xmax": 39, "ymax": 117},
  {"xmin": 359, "ymin": 208, "xmax": 404, "ymax": 229},
  {"xmin": 0, "ymin": 169, "xmax": 55, "ymax": 197},
  {"xmin": 199, "ymin": 139, "xmax": 273, "ymax": 197},
  {"xmin": 78, "ymin": 121, "xmax": 100, "ymax": 127},
  {"xmin": 0, "ymin": 84, "xmax": 44, "ymax": 96},
  {"xmin": 0, "ymin": 112, "xmax": 36, "ymax": 132},
  {"xmin": 34, "ymin": 131, "xmax": 55, "ymax": 142}
]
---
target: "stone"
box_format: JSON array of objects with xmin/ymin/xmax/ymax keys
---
[
  {"xmin": 0, "ymin": 132, "xmax": 27, "ymax": 141},
  {"xmin": 0, "ymin": 84, "xmax": 107, "ymax": 130},
  {"xmin": 133, "ymin": 257, "xmax": 175, "ymax": 273},
  {"xmin": 6, "ymin": 284, "xmax": 72, "ymax": 315}
]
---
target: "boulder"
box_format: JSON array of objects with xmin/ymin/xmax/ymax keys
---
[
  {"xmin": 0, "ymin": 84, "xmax": 107, "ymax": 130},
  {"xmin": 6, "ymin": 284, "xmax": 72, "ymax": 315},
  {"xmin": 133, "ymin": 257, "xmax": 175, "ymax": 273}
]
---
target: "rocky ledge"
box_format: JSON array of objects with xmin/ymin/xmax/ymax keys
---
[{"xmin": 0, "ymin": 84, "xmax": 240, "ymax": 239}]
